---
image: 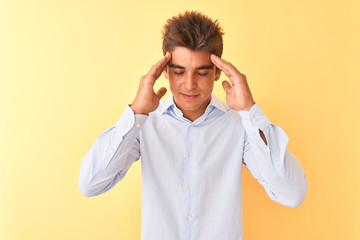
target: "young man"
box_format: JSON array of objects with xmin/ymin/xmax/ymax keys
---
[{"xmin": 78, "ymin": 11, "xmax": 307, "ymax": 240}]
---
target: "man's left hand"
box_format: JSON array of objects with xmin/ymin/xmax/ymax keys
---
[{"xmin": 210, "ymin": 54, "xmax": 255, "ymax": 111}]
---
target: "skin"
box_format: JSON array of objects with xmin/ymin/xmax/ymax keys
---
[
  {"xmin": 131, "ymin": 46, "xmax": 267, "ymax": 145},
  {"xmin": 162, "ymin": 47, "xmax": 221, "ymax": 121}
]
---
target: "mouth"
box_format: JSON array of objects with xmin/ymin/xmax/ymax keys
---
[{"xmin": 181, "ymin": 93, "xmax": 200, "ymax": 100}]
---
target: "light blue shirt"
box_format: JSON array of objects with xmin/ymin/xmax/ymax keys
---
[{"xmin": 78, "ymin": 93, "xmax": 307, "ymax": 240}]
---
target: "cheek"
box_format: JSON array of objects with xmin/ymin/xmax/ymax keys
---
[
  {"xmin": 168, "ymin": 78, "xmax": 179, "ymax": 91},
  {"xmin": 168, "ymin": 73, "xmax": 183, "ymax": 84},
  {"xmin": 200, "ymin": 78, "xmax": 215, "ymax": 90}
]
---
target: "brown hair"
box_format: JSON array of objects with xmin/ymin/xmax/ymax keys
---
[{"xmin": 162, "ymin": 11, "xmax": 224, "ymax": 57}]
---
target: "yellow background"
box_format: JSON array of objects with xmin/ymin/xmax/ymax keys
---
[{"xmin": 1, "ymin": 0, "xmax": 359, "ymax": 239}]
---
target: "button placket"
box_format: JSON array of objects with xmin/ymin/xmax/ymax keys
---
[{"xmin": 184, "ymin": 123, "xmax": 195, "ymax": 230}]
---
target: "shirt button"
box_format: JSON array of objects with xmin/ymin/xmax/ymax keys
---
[
  {"xmin": 109, "ymin": 148, "xmax": 113, "ymax": 153},
  {"xmin": 188, "ymin": 215, "xmax": 192, "ymax": 220},
  {"xmin": 243, "ymin": 120, "xmax": 248, "ymax": 125},
  {"xmin": 188, "ymin": 184, "xmax": 192, "ymax": 189},
  {"xmin": 188, "ymin": 152, "xmax": 193, "ymax": 157},
  {"xmin": 136, "ymin": 123, "xmax": 141, "ymax": 128},
  {"xmin": 252, "ymin": 118, "xmax": 257, "ymax": 123},
  {"xmin": 269, "ymin": 147, "xmax": 272, "ymax": 152},
  {"xmin": 127, "ymin": 121, "xmax": 131, "ymax": 126}
]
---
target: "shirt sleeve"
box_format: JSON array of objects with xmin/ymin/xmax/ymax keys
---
[
  {"xmin": 238, "ymin": 103, "xmax": 308, "ymax": 208},
  {"xmin": 77, "ymin": 105, "xmax": 148, "ymax": 197}
]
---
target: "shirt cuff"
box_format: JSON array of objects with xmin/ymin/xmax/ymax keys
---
[
  {"xmin": 237, "ymin": 103, "xmax": 271, "ymax": 134},
  {"xmin": 115, "ymin": 105, "xmax": 149, "ymax": 138}
]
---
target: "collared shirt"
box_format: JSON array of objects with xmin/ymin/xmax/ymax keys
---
[{"xmin": 78, "ymin": 93, "xmax": 307, "ymax": 240}]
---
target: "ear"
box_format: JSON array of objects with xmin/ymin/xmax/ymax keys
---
[
  {"xmin": 215, "ymin": 67, "xmax": 222, "ymax": 81},
  {"xmin": 163, "ymin": 66, "xmax": 169, "ymax": 79}
]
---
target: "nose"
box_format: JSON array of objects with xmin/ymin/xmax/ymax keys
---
[{"xmin": 184, "ymin": 73, "xmax": 196, "ymax": 90}]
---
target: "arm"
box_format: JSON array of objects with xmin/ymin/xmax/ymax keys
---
[
  {"xmin": 211, "ymin": 54, "xmax": 307, "ymax": 207},
  {"xmin": 78, "ymin": 52, "xmax": 172, "ymax": 197},
  {"xmin": 77, "ymin": 106, "xmax": 147, "ymax": 197},
  {"xmin": 239, "ymin": 104, "xmax": 307, "ymax": 207}
]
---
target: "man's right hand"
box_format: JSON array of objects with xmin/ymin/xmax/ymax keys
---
[{"xmin": 131, "ymin": 52, "xmax": 172, "ymax": 115}]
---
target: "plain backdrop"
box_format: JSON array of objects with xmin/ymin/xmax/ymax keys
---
[{"xmin": 1, "ymin": 0, "xmax": 359, "ymax": 239}]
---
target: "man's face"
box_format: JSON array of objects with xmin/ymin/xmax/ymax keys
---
[{"xmin": 163, "ymin": 47, "xmax": 221, "ymax": 121}]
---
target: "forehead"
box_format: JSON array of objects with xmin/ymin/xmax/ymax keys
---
[{"xmin": 169, "ymin": 47, "xmax": 214, "ymax": 69}]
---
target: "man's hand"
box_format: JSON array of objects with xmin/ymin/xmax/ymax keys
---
[
  {"xmin": 210, "ymin": 54, "xmax": 255, "ymax": 111},
  {"xmin": 211, "ymin": 54, "xmax": 268, "ymax": 145},
  {"xmin": 131, "ymin": 52, "xmax": 172, "ymax": 115}
]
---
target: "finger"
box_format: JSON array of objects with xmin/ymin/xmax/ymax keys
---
[
  {"xmin": 210, "ymin": 54, "xmax": 235, "ymax": 78},
  {"xmin": 211, "ymin": 54, "xmax": 247, "ymax": 86},
  {"xmin": 156, "ymin": 87, "xmax": 167, "ymax": 100},
  {"xmin": 148, "ymin": 52, "xmax": 172, "ymax": 80},
  {"xmin": 222, "ymin": 80, "xmax": 232, "ymax": 94},
  {"xmin": 148, "ymin": 53, "xmax": 171, "ymax": 85},
  {"xmin": 211, "ymin": 55, "xmax": 231, "ymax": 76}
]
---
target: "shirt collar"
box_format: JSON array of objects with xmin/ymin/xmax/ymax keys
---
[
  {"xmin": 160, "ymin": 93, "xmax": 230, "ymax": 118},
  {"xmin": 208, "ymin": 93, "xmax": 230, "ymax": 113}
]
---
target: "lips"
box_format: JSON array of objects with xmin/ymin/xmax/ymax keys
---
[{"xmin": 181, "ymin": 93, "xmax": 199, "ymax": 100}]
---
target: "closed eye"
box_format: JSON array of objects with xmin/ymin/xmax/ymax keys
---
[
  {"xmin": 174, "ymin": 72, "xmax": 208, "ymax": 76},
  {"xmin": 174, "ymin": 72, "xmax": 184, "ymax": 75}
]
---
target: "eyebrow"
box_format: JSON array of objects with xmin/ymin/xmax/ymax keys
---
[{"xmin": 169, "ymin": 64, "xmax": 213, "ymax": 70}]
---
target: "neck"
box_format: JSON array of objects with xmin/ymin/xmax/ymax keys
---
[
  {"xmin": 179, "ymin": 99, "xmax": 211, "ymax": 122},
  {"xmin": 183, "ymin": 112, "xmax": 202, "ymax": 122}
]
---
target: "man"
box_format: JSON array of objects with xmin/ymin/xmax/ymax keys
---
[{"xmin": 78, "ymin": 11, "xmax": 307, "ymax": 240}]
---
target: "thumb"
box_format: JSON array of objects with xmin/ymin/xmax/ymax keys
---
[
  {"xmin": 222, "ymin": 80, "xmax": 232, "ymax": 94},
  {"xmin": 156, "ymin": 87, "xmax": 167, "ymax": 100}
]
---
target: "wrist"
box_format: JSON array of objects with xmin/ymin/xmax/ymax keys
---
[
  {"xmin": 235, "ymin": 101, "xmax": 256, "ymax": 111},
  {"xmin": 130, "ymin": 103, "xmax": 149, "ymax": 115}
]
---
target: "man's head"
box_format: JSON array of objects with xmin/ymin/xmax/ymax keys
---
[
  {"xmin": 161, "ymin": 11, "xmax": 225, "ymax": 121},
  {"xmin": 162, "ymin": 11, "xmax": 224, "ymax": 57}
]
